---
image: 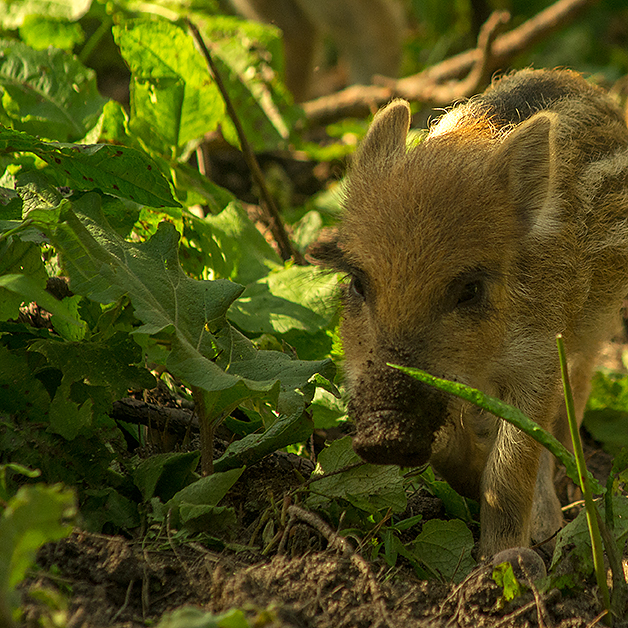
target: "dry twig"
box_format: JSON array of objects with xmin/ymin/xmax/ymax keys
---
[
  {"xmin": 303, "ymin": 0, "xmax": 601, "ymax": 124},
  {"xmin": 186, "ymin": 19, "xmax": 303, "ymax": 264}
]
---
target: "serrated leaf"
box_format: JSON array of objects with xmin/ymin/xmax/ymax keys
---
[
  {"xmin": 0, "ymin": 126, "xmax": 180, "ymax": 208},
  {"xmin": 409, "ymin": 519, "xmax": 476, "ymax": 583},
  {"xmin": 113, "ymin": 18, "xmax": 224, "ymax": 160},
  {"xmin": 51, "ymin": 193, "xmax": 333, "ymax": 437},
  {"xmin": 0, "ymin": 39, "xmax": 106, "ymax": 141}
]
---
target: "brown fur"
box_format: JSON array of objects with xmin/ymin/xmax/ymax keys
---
[{"xmin": 312, "ymin": 69, "xmax": 628, "ymax": 557}]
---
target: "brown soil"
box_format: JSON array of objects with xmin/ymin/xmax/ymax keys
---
[
  {"xmin": 16, "ymin": 436, "xmax": 626, "ymax": 628},
  {"xmin": 16, "ymin": 338, "xmax": 628, "ymax": 627}
]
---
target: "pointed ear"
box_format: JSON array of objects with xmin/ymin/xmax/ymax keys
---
[
  {"xmin": 496, "ymin": 113, "xmax": 557, "ymax": 234},
  {"xmin": 353, "ymin": 99, "xmax": 411, "ymax": 169}
]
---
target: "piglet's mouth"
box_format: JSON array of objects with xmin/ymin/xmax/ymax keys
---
[{"xmin": 352, "ymin": 409, "xmax": 435, "ymax": 468}]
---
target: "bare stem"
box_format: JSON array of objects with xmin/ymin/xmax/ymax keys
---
[{"xmin": 185, "ymin": 18, "xmax": 304, "ymax": 264}]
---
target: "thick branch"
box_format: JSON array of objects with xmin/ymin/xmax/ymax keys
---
[{"xmin": 303, "ymin": 0, "xmax": 601, "ymax": 124}]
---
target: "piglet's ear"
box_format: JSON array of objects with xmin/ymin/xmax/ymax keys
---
[
  {"xmin": 496, "ymin": 112, "xmax": 557, "ymax": 235},
  {"xmin": 353, "ymin": 99, "xmax": 411, "ymax": 169}
]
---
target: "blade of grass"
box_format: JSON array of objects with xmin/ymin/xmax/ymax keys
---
[
  {"xmin": 388, "ymin": 363, "xmax": 603, "ymax": 494},
  {"xmin": 556, "ymin": 334, "xmax": 611, "ymax": 624}
]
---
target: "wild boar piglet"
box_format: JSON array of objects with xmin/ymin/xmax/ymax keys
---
[{"xmin": 312, "ymin": 68, "xmax": 628, "ymax": 557}]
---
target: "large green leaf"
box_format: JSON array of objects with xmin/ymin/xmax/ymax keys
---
[
  {"xmin": 51, "ymin": 194, "xmax": 332, "ymax": 417},
  {"xmin": 0, "ymin": 39, "xmax": 106, "ymax": 141},
  {"xmin": 1, "ymin": 127, "xmax": 180, "ymax": 208},
  {"xmin": 113, "ymin": 18, "xmax": 224, "ymax": 160}
]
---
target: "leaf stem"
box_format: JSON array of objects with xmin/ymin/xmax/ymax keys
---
[
  {"xmin": 0, "ymin": 219, "xmax": 33, "ymax": 243},
  {"xmin": 185, "ymin": 18, "xmax": 304, "ymax": 264}
]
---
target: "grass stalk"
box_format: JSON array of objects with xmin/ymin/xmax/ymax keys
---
[{"xmin": 556, "ymin": 334, "xmax": 611, "ymax": 624}]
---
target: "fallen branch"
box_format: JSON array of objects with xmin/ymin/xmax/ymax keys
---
[
  {"xmin": 110, "ymin": 398, "xmax": 197, "ymax": 434},
  {"xmin": 303, "ymin": 0, "xmax": 601, "ymax": 124}
]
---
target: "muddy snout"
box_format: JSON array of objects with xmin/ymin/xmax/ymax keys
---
[{"xmin": 350, "ymin": 371, "xmax": 449, "ymax": 467}]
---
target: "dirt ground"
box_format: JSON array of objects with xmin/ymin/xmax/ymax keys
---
[
  {"xmin": 16, "ymin": 428, "xmax": 626, "ymax": 628},
  {"xmin": 15, "ymin": 310, "xmax": 628, "ymax": 628}
]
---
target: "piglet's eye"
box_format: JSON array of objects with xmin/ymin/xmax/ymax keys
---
[
  {"xmin": 350, "ymin": 275, "xmax": 366, "ymax": 300},
  {"xmin": 456, "ymin": 281, "xmax": 482, "ymax": 307}
]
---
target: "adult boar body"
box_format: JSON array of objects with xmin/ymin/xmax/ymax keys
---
[{"xmin": 313, "ymin": 69, "xmax": 628, "ymax": 557}]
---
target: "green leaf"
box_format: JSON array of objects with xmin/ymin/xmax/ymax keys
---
[
  {"xmin": 409, "ymin": 519, "xmax": 476, "ymax": 583},
  {"xmin": 30, "ymin": 334, "xmax": 155, "ymax": 402},
  {"xmin": 155, "ymin": 607, "xmax": 252, "ymax": 628},
  {"xmin": 52, "ymin": 193, "xmax": 332, "ymax": 439},
  {"xmin": 47, "ymin": 375, "xmax": 93, "ymax": 440},
  {"xmin": 0, "ymin": 483, "xmax": 75, "ymax": 597},
  {"xmin": 113, "ymin": 18, "xmax": 225, "ymax": 160},
  {"xmin": 81, "ymin": 487, "xmax": 140, "ymax": 532},
  {"xmin": 394, "ymin": 364, "xmax": 604, "ymax": 495},
  {"xmin": 134, "ymin": 452, "xmax": 201, "ymax": 502},
  {"xmin": 186, "ymin": 203, "xmax": 281, "ymax": 284},
  {"xmin": 0, "ymin": 0, "xmax": 91, "ymax": 29},
  {"xmin": 493, "ymin": 561, "xmax": 523, "ymax": 601},
  {"xmin": 0, "ymin": 40, "xmax": 106, "ymax": 141},
  {"xmin": 0, "ymin": 345, "xmax": 51, "ymax": 420},
  {"xmin": 584, "ymin": 371, "xmax": 628, "ymax": 453},
  {"xmin": 551, "ymin": 495, "xmax": 628, "ymax": 583},
  {"xmin": 213, "ymin": 409, "xmax": 313, "ymax": 472},
  {"xmin": 307, "ymin": 436, "xmax": 407, "ymax": 514},
  {"xmin": 0, "ymin": 238, "xmax": 47, "ymax": 321},
  {"xmin": 168, "ymin": 467, "xmax": 244, "ymax": 507},
  {"xmin": 19, "ymin": 16, "xmax": 85, "ymax": 51},
  {"xmin": 0, "ymin": 274, "xmax": 87, "ymax": 331},
  {"xmin": 229, "ymin": 265, "xmax": 340, "ymax": 335},
  {"xmin": 178, "ymin": 504, "xmax": 237, "ymax": 534},
  {"xmin": 0, "ymin": 126, "xmax": 181, "ymax": 208},
  {"xmin": 200, "ymin": 16, "xmax": 303, "ymax": 152}
]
